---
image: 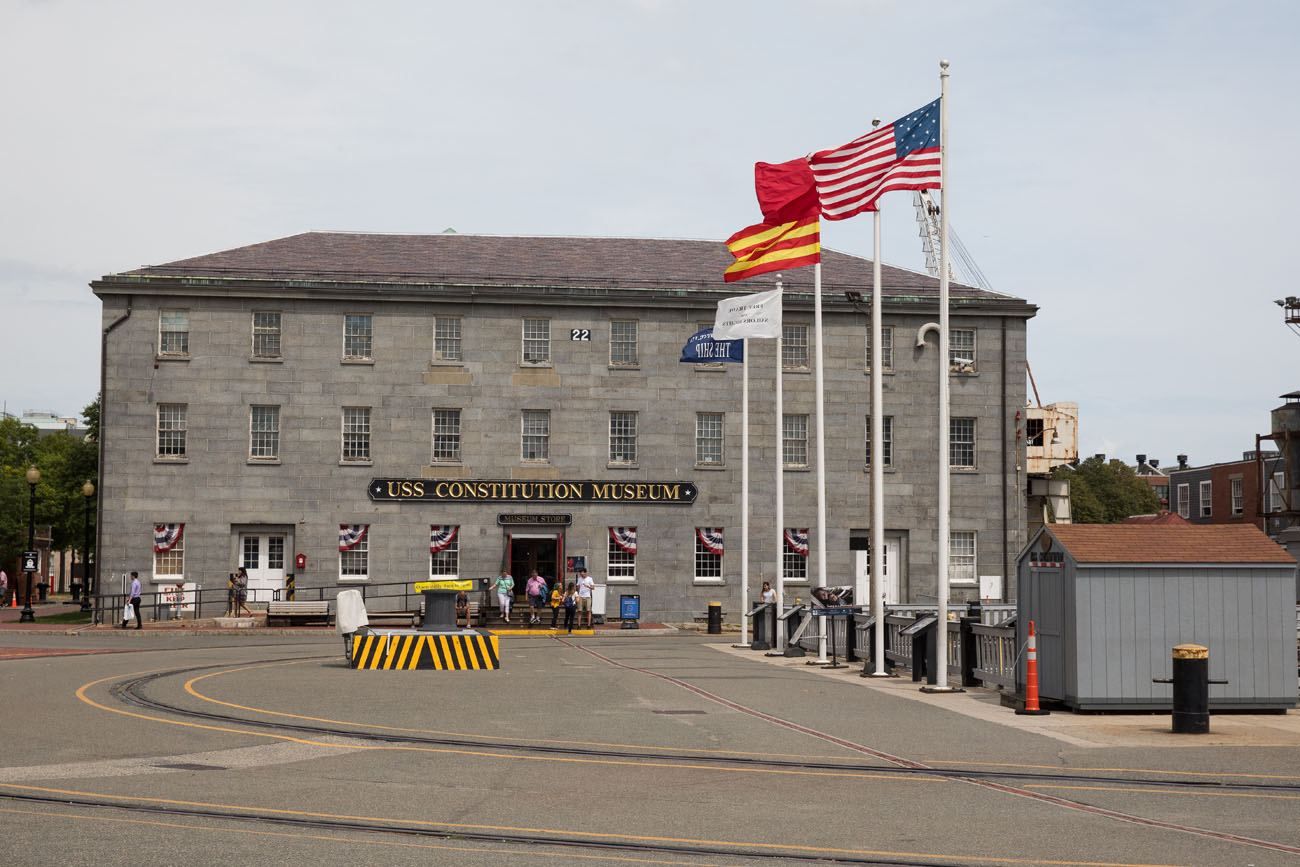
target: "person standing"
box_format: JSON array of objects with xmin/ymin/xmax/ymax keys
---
[
  {"xmin": 454, "ymin": 589, "xmax": 471, "ymax": 629},
  {"xmin": 493, "ymin": 569, "xmax": 515, "ymax": 623},
  {"xmin": 0, "ymin": 568, "xmax": 7, "ymax": 607},
  {"xmin": 525, "ymin": 570, "xmax": 546, "ymax": 626},
  {"xmin": 760, "ymin": 581, "xmax": 777, "ymax": 605},
  {"xmin": 121, "ymin": 571, "xmax": 142, "ymax": 629},
  {"xmin": 225, "ymin": 573, "xmax": 236, "ymax": 616},
  {"xmin": 234, "ymin": 567, "xmax": 252, "ymax": 617},
  {"xmin": 576, "ymin": 568, "xmax": 596, "ymax": 629},
  {"xmin": 562, "ymin": 582, "xmax": 577, "ymax": 633},
  {"xmin": 548, "ymin": 580, "xmax": 563, "ymax": 628}
]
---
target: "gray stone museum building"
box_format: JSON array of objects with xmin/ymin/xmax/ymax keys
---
[{"xmin": 92, "ymin": 232, "xmax": 1036, "ymax": 621}]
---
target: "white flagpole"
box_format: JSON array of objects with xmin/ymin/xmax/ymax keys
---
[
  {"xmin": 740, "ymin": 339, "xmax": 750, "ymax": 646},
  {"xmin": 774, "ymin": 280, "xmax": 786, "ymax": 651},
  {"xmin": 870, "ymin": 205, "xmax": 887, "ymax": 676},
  {"xmin": 813, "ymin": 263, "xmax": 829, "ymax": 664},
  {"xmin": 930, "ymin": 58, "xmax": 957, "ymax": 692}
]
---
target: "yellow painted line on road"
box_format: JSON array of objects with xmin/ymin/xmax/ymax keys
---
[
  {"xmin": 1022, "ymin": 783, "xmax": 1300, "ymax": 802},
  {"xmin": 928, "ymin": 758, "xmax": 1300, "ymax": 783},
  {"xmin": 75, "ymin": 667, "xmax": 938, "ymax": 784},
  {"xmin": 0, "ymin": 805, "xmax": 717, "ymax": 866},
  {"xmin": 0, "ymin": 784, "xmax": 1187, "ymax": 867}
]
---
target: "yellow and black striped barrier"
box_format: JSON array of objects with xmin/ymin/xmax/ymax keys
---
[{"xmin": 350, "ymin": 631, "xmax": 500, "ymax": 670}]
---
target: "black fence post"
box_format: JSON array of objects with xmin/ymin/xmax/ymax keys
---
[{"xmin": 959, "ymin": 615, "xmax": 979, "ymax": 687}]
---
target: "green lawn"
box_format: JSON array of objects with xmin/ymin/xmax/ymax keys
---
[{"xmin": 35, "ymin": 608, "xmax": 94, "ymax": 624}]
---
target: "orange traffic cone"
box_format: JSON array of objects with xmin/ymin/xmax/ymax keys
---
[
  {"xmin": 1016, "ymin": 619, "xmax": 1050, "ymax": 715},
  {"xmin": 9, "ymin": 592, "xmax": 16, "ymax": 608}
]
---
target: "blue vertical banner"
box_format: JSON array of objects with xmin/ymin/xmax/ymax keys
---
[{"xmin": 679, "ymin": 328, "xmax": 744, "ymax": 364}]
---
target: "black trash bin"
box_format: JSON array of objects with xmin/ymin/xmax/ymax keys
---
[{"xmin": 36, "ymin": 582, "xmax": 49, "ymax": 602}]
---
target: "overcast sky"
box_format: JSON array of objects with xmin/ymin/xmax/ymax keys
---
[{"xmin": 2, "ymin": 0, "xmax": 1296, "ymax": 467}]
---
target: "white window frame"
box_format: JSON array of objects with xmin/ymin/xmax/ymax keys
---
[
  {"xmin": 342, "ymin": 313, "xmax": 373, "ymax": 361},
  {"xmin": 432, "ymin": 409, "xmax": 462, "ymax": 463},
  {"xmin": 521, "ymin": 318, "xmax": 551, "ymax": 366},
  {"xmin": 782, "ymin": 529, "xmax": 809, "ymax": 583},
  {"xmin": 696, "ymin": 412, "xmax": 724, "ymax": 467},
  {"xmin": 249, "ymin": 405, "xmax": 280, "ymax": 460},
  {"xmin": 1177, "ymin": 483, "xmax": 1190, "ymax": 519},
  {"xmin": 865, "ymin": 325, "xmax": 893, "ymax": 371},
  {"xmin": 609, "ymin": 320, "xmax": 639, "ymax": 367},
  {"xmin": 339, "ymin": 532, "xmax": 369, "ymax": 582},
  {"xmin": 1199, "ymin": 480, "xmax": 1212, "ymax": 517},
  {"xmin": 693, "ymin": 531, "xmax": 723, "ymax": 583},
  {"xmin": 154, "ymin": 533, "xmax": 185, "ymax": 580},
  {"xmin": 607, "ymin": 530, "xmax": 636, "ymax": 583},
  {"xmin": 949, "ymin": 530, "xmax": 977, "ymax": 585},
  {"xmin": 608, "ymin": 411, "xmax": 638, "ymax": 464},
  {"xmin": 950, "ymin": 418, "xmax": 976, "ymax": 469},
  {"xmin": 782, "ymin": 414, "xmax": 808, "ymax": 468},
  {"xmin": 521, "ymin": 410, "xmax": 550, "ymax": 462},
  {"xmin": 158, "ymin": 310, "xmax": 190, "ymax": 357},
  {"xmin": 341, "ymin": 407, "xmax": 371, "ymax": 462},
  {"xmin": 1230, "ymin": 477, "xmax": 1243, "ymax": 516},
  {"xmin": 949, "ymin": 328, "xmax": 976, "ymax": 372},
  {"xmin": 430, "ymin": 528, "xmax": 460, "ymax": 578},
  {"xmin": 251, "ymin": 311, "xmax": 282, "ymax": 359},
  {"xmin": 156, "ymin": 403, "xmax": 187, "ymax": 458},
  {"xmin": 865, "ymin": 414, "xmax": 893, "ymax": 468},
  {"xmin": 1271, "ymin": 471, "xmax": 1285, "ymax": 513},
  {"xmin": 782, "ymin": 324, "xmax": 810, "ymax": 370},
  {"xmin": 433, "ymin": 316, "xmax": 462, "ymax": 363}
]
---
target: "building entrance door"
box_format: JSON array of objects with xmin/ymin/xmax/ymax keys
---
[
  {"xmin": 509, "ymin": 535, "xmax": 559, "ymax": 596},
  {"xmin": 239, "ymin": 532, "xmax": 287, "ymax": 603},
  {"xmin": 854, "ymin": 537, "xmax": 901, "ymax": 606}
]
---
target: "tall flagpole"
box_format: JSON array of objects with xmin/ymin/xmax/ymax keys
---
[
  {"xmin": 813, "ymin": 263, "xmax": 829, "ymax": 664},
  {"xmin": 774, "ymin": 280, "xmax": 786, "ymax": 651},
  {"xmin": 740, "ymin": 339, "xmax": 750, "ymax": 646},
  {"xmin": 870, "ymin": 204, "xmax": 887, "ymax": 676},
  {"xmin": 928, "ymin": 58, "xmax": 959, "ymax": 692}
]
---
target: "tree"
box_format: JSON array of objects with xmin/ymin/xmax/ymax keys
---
[
  {"xmin": 82, "ymin": 394, "xmax": 100, "ymax": 444},
  {"xmin": 1052, "ymin": 456, "xmax": 1161, "ymax": 524}
]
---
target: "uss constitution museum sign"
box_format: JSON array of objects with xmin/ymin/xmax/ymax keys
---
[{"xmin": 368, "ymin": 479, "xmax": 698, "ymax": 505}]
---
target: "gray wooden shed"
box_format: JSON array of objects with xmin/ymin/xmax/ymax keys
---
[{"xmin": 1017, "ymin": 524, "xmax": 1297, "ymax": 711}]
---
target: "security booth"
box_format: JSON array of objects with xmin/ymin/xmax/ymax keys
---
[{"xmin": 1017, "ymin": 524, "xmax": 1297, "ymax": 711}]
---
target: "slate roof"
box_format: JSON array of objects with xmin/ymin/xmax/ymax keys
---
[
  {"xmin": 111, "ymin": 231, "xmax": 1025, "ymax": 303},
  {"xmin": 1044, "ymin": 524, "xmax": 1295, "ymax": 565}
]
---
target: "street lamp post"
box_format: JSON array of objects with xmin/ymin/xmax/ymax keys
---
[
  {"xmin": 20, "ymin": 466, "xmax": 40, "ymax": 623},
  {"xmin": 80, "ymin": 481, "xmax": 95, "ymax": 613}
]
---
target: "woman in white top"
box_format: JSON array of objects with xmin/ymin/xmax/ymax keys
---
[{"xmin": 760, "ymin": 581, "xmax": 777, "ymax": 605}]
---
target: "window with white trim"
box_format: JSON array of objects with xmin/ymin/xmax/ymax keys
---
[
  {"xmin": 1271, "ymin": 471, "xmax": 1285, "ymax": 513},
  {"xmin": 783, "ymin": 414, "xmax": 808, "ymax": 468},
  {"xmin": 343, "ymin": 314, "xmax": 372, "ymax": 360},
  {"xmin": 694, "ymin": 529, "xmax": 723, "ymax": 582},
  {"xmin": 610, "ymin": 320, "xmax": 638, "ymax": 366},
  {"xmin": 154, "ymin": 530, "xmax": 184, "ymax": 579},
  {"xmin": 522, "ymin": 318, "xmax": 550, "ymax": 365},
  {"xmin": 783, "ymin": 529, "xmax": 809, "ymax": 582},
  {"xmin": 950, "ymin": 418, "xmax": 975, "ymax": 468},
  {"xmin": 609, "ymin": 411, "xmax": 637, "ymax": 464},
  {"xmin": 696, "ymin": 412, "xmax": 724, "ymax": 466},
  {"xmin": 341, "ymin": 407, "xmax": 371, "ymax": 462},
  {"xmin": 157, "ymin": 404, "xmax": 187, "ymax": 458},
  {"xmin": 782, "ymin": 324, "xmax": 809, "ymax": 370},
  {"xmin": 432, "ymin": 409, "xmax": 461, "ymax": 462},
  {"xmin": 865, "ymin": 414, "xmax": 893, "ymax": 467},
  {"xmin": 434, "ymin": 316, "xmax": 462, "ymax": 362},
  {"xmin": 159, "ymin": 310, "xmax": 189, "ymax": 356},
  {"xmin": 1177, "ymin": 483, "xmax": 1190, "ymax": 518},
  {"xmin": 949, "ymin": 531, "xmax": 976, "ymax": 584},
  {"xmin": 607, "ymin": 528, "xmax": 636, "ymax": 583},
  {"xmin": 1199, "ymin": 480, "xmax": 1212, "ymax": 517},
  {"xmin": 522, "ymin": 410, "xmax": 550, "ymax": 461},
  {"xmin": 430, "ymin": 526, "xmax": 459, "ymax": 578},
  {"xmin": 949, "ymin": 329, "xmax": 976, "ymax": 372},
  {"xmin": 252, "ymin": 312, "xmax": 282, "ymax": 358},
  {"xmin": 249, "ymin": 405, "xmax": 280, "ymax": 459},
  {"xmin": 1230, "ymin": 477, "xmax": 1243, "ymax": 516},
  {"xmin": 340, "ymin": 526, "xmax": 369, "ymax": 581},
  {"xmin": 865, "ymin": 325, "xmax": 893, "ymax": 371}
]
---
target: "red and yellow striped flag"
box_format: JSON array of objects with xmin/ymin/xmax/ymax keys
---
[{"xmin": 723, "ymin": 215, "xmax": 820, "ymax": 283}]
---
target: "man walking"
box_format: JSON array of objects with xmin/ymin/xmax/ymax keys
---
[
  {"xmin": 121, "ymin": 571, "xmax": 142, "ymax": 629},
  {"xmin": 576, "ymin": 568, "xmax": 596, "ymax": 629}
]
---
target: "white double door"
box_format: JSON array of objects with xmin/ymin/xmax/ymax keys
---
[
  {"xmin": 854, "ymin": 537, "xmax": 901, "ymax": 606},
  {"xmin": 239, "ymin": 533, "xmax": 286, "ymax": 602}
]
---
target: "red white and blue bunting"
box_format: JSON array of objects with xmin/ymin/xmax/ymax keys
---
[
  {"xmin": 696, "ymin": 527, "xmax": 724, "ymax": 555},
  {"xmin": 609, "ymin": 526, "xmax": 637, "ymax": 555},
  {"xmin": 429, "ymin": 525, "xmax": 458, "ymax": 553},
  {"xmin": 153, "ymin": 523, "xmax": 184, "ymax": 553},
  {"xmin": 784, "ymin": 528, "xmax": 810, "ymax": 557},
  {"xmin": 339, "ymin": 524, "xmax": 368, "ymax": 551}
]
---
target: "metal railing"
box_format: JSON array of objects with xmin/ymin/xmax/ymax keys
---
[{"xmin": 971, "ymin": 622, "xmax": 1016, "ymax": 690}]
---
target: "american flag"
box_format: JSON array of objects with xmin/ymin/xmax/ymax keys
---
[{"xmin": 809, "ymin": 99, "xmax": 941, "ymax": 221}]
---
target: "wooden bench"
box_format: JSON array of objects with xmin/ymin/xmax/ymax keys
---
[
  {"xmin": 418, "ymin": 599, "xmax": 481, "ymax": 627},
  {"xmin": 266, "ymin": 600, "xmax": 331, "ymax": 626}
]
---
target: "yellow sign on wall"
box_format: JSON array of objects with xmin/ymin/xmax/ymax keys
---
[{"xmin": 413, "ymin": 579, "xmax": 474, "ymax": 592}]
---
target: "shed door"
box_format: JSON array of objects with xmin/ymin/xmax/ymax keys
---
[{"xmin": 1034, "ymin": 568, "xmax": 1066, "ymax": 700}]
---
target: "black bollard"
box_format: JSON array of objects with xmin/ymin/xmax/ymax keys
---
[
  {"xmin": 750, "ymin": 603, "xmax": 771, "ymax": 650},
  {"xmin": 706, "ymin": 601, "xmax": 723, "ymax": 634},
  {"xmin": 1153, "ymin": 643, "xmax": 1226, "ymax": 734}
]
